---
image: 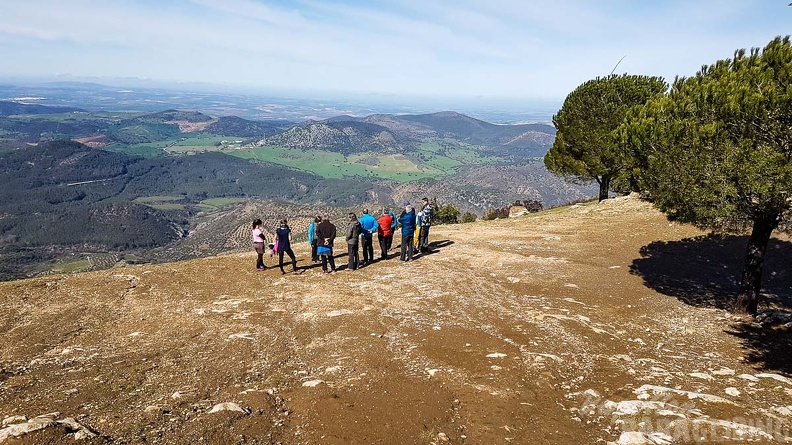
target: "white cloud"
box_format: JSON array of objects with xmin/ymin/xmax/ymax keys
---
[{"xmin": 0, "ymin": 0, "xmax": 788, "ymax": 99}]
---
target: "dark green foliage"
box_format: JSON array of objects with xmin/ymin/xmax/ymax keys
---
[
  {"xmin": 204, "ymin": 116, "xmax": 292, "ymax": 138},
  {"xmin": 108, "ymin": 122, "xmax": 182, "ymax": 144},
  {"xmin": 545, "ymin": 74, "xmax": 667, "ymax": 201},
  {"xmin": 517, "ymin": 199, "xmax": 543, "ymax": 213},
  {"xmin": 0, "ymin": 117, "xmax": 109, "ymax": 142},
  {"xmin": 461, "ymin": 212, "xmax": 477, "ymax": 223},
  {"xmin": 483, "ymin": 207, "xmax": 509, "ymax": 220},
  {"xmin": 483, "ymin": 199, "xmax": 542, "ymax": 220},
  {"xmin": 430, "ymin": 198, "xmax": 460, "ymax": 224},
  {"xmin": 0, "ymin": 248, "xmax": 56, "ymax": 281},
  {"xmin": 139, "ymin": 110, "xmax": 213, "ymax": 123},
  {"xmin": 623, "ymin": 36, "xmax": 792, "ymax": 313}
]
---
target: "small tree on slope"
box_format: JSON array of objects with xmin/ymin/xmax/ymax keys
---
[
  {"xmin": 545, "ymin": 74, "xmax": 667, "ymax": 202},
  {"xmin": 623, "ymin": 36, "xmax": 792, "ymax": 314}
]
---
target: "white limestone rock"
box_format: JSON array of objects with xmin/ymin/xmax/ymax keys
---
[{"xmin": 208, "ymin": 402, "xmax": 248, "ymax": 414}]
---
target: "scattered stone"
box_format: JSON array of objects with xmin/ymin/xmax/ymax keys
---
[
  {"xmin": 711, "ymin": 367, "xmax": 735, "ymax": 376},
  {"xmin": 564, "ymin": 283, "xmax": 579, "ymax": 289},
  {"xmin": 756, "ymin": 373, "xmax": 792, "ymax": 385},
  {"xmin": 437, "ymin": 432, "xmax": 449, "ymax": 442},
  {"xmin": 1, "ymin": 416, "xmax": 26, "ymax": 427},
  {"xmin": 633, "ymin": 385, "xmax": 735, "ymax": 404},
  {"xmin": 0, "ymin": 414, "xmax": 97, "ymax": 442},
  {"xmin": 725, "ymin": 387, "xmax": 741, "ymax": 397},
  {"xmin": 58, "ymin": 417, "xmax": 98, "ymax": 440},
  {"xmin": 583, "ymin": 389, "xmax": 601, "ymax": 399},
  {"xmin": 738, "ymin": 374, "xmax": 760, "ymax": 382},
  {"xmin": 227, "ymin": 333, "xmax": 255, "ymax": 341},
  {"xmin": 772, "ymin": 406, "xmax": 792, "ymax": 416},
  {"xmin": 127, "ymin": 332, "xmax": 143, "ymax": 337},
  {"xmin": 326, "ymin": 309, "xmax": 354, "ymax": 317},
  {"xmin": 613, "ymin": 431, "xmax": 648, "ymax": 444},
  {"xmin": 208, "ymin": 402, "xmax": 248, "ymax": 414},
  {"xmin": 614, "ymin": 400, "xmax": 666, "ymax": 416},
  {"xmin": 507, "ymin": 277, "xmax": 520, "ymax": 283},
  {"xmin": 426, "ymin": 369, "xmax": 439, "ymax": 377},
  {"xmin": 144, "ymin": 405, "xmax": 161, "ymax": 414},
  {"xmin": 486, "ymin": 353, "xmax": 507, "ymax": 358},
  {"xmin": 689, "ymin": 418, "xmax": 774, "ymax": 441},
  {"xmin": 689, "ymin": 372, "xmax": 714, "ymax": 381},
  {"xmin": 302, "ymin": 379, "xmax": 325, "ymax": 387}
]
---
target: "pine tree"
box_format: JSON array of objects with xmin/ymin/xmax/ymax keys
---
[
  {"xmin": 623, "ymin": 36, "xmax": 792, "ymax": 314},
  {"xmin": 545, "ymin": 74, "xmax": 667, "ymax": 201}
]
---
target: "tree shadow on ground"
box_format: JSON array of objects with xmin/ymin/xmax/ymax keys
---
[{"xmin": 630, "ymin": 234, "xmax": 792, "ymax": 375}]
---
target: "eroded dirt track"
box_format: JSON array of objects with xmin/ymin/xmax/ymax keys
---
[{"xmin": 1, "ymin": 196, "xmax": 791, "ymax": 444}]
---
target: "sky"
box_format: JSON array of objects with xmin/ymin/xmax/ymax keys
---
[{"xmin": 0, "ymin": 0, "xmax": 790, "ymax": 102}]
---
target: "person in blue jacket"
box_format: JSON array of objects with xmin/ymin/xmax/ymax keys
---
[
  {"xmin": 398, "ymin": 203, "xmax": 416, "ymax": 262},
  {"xmin": 308, "ymin": 215, "xmax": 321, "ymax": 262},
  {"xmin": 358, "ymin": 209, "xmax": 378, "ymax": 266}
]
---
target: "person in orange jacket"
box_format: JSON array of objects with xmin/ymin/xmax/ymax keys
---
[{"xmin": 377, "ymin": 208, "xmax": 394, "ymax": 260}]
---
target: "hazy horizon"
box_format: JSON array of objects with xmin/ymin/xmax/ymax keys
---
[
  {"xmin": 0, "ymin": 76, "xmax": 559, "ymax": 123},
  {"xmin": 1, "ymin": 1, "xmax": 789, "ymax": 104}
]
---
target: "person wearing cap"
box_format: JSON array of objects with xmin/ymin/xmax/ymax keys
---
[
  {"xmin": 345, "ymin": 212, "xmax": 362, "ymax": 270},
  {"xmin": 398, "ymin": 203, "xmax": 416, "ymax": 262},
  {"xmin": 417, "ymin": 197, "xmax": 433, "ymax": 253},
  {"xmin": 377, "ymin": 208, "xmax": 394, "ymax": 259},
  {"xmin": 359, "ymin": 209, "xmax": 378, "ymax": 266}
]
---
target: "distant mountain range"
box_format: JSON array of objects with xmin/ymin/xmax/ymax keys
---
[
  {"xmin": 0, "ymin": 101, "xmax": 554, "ymax": 156},
  {"xmin": 270, "ymin": 111, "xmax": 555, "ymax": 156},
  {"xmin": 0, "ymin": 101, "xmax": 86, "ymax": 116}
]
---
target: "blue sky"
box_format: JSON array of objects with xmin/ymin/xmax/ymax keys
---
[{"xmin": 0, "ymin": 0, "xmax": 789, "ymax": 101}]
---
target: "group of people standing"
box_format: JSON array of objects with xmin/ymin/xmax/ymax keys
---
[{"xmin": 253, "ymin": 198, "xmax": 434, "ymax": 274}]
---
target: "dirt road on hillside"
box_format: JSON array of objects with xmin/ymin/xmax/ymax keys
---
[{"xmin": 1, "ymin": 195, "xmax": 792, "ymax": 444}]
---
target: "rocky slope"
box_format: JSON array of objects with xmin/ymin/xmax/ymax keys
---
[{"xmin": 1, "ymin": 195, "xmax": 791, "ymax": 444}]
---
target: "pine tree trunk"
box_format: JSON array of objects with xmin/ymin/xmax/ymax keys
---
[
  {"xmin": 735, "ymin": 216, "xmax": 777, "ymax": 315},
  {"xmin": 598, "ymin": 176, "xmax": 611, "ymax": 202}
]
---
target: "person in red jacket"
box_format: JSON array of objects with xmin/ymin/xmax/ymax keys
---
[{"xmin": 377, "ymin": 208, "xmax": 394, "ymax": 260}]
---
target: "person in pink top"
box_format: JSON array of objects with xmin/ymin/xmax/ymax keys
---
[{"xmin": 252, "ymin": 219, "xmax": 267, "ymax": 271}]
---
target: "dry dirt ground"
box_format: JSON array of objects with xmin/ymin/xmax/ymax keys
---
[{"xmin": 2, "ymin": 195, "xmax": 792, "ymax": 444}]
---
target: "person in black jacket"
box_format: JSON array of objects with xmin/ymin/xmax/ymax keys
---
[
  {"xmin": 315, "ymin": 214, "xmax": 337, "ymax": 273},
  {"xmin": 275, "ymin": 219, "xmax": 298, "ymax": 274},
  {"xmin": 345, "ymin": 212, "xmax": 362, "ymax": 270},
  {"xmin": 417, "ymin": 197, "xmax": 433, "ymax": 253}
]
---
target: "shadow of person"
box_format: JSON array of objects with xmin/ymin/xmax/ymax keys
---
[
  {"xmin": 630, "ymin": 233, "xmax": 792, "ymax": 374},
  {"xmin": 428, "ymin": 240, "xmax": 454, "ymax": 249}
]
